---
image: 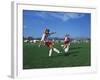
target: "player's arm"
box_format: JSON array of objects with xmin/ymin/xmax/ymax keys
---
[{"xmin": 49, "ymin": 32, "xmax": 56, "ymax": 35}]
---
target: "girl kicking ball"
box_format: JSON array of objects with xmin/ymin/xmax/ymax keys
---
[{"xmin": 39, "ymin": 28, "xmax": 61, "ymax": 57}]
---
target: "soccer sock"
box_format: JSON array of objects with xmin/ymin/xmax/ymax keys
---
[
  {"xmin": 49, "ymin": 48, "xmax": 52, "ymax": 56},
  {"xmin": 53, "ymin": 48, "xmax": 60, "ymax": 53},
  {"xmin": 64, "ymin": 46, "xmax": 69, "ymax": 53}
]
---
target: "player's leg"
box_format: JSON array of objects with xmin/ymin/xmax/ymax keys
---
[
  {"xmin": 49, "ymin": 45, "xmax": 61, "ymax": 56},
  {"xmin": 49, "ymin": 42, "xmax": 60, "ymax": 56},
  {"xmin": 49, "ymin": 48, "xmax": 53, "ymax": 57},
  {"xmin": 53, "ymin": 47, "xmax": 60, "ymax": 53},
  {"xmin": 64, "ymin": 45, "xmax": 69, "ymax": 53},
  {"xmin": 52, "ymin": 42, "xmax": 61, "ymax": 54},
  {"xmin": 64, "ymin": 42, "xmax": 70, "ymax": 53},
  {"xmin": 45, "ymin": 42, "xmax": 53, "ymax": 56},
  {"xmin": 46, "ymin": 41, "xmax": 61, "ymax": 56},
  {"xmin": 63, "ymin": 41, "xmax": 67, "ymax": 49}
]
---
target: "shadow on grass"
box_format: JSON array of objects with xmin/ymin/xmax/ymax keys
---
[
  {"xmin": 63, "ymin": 46, "xmax": 82, "ymax": 56},
  {"xmin": 64, "ymin": 51, "xmax": 79, "ymax": 56},
  {"xmin": 70, "ymin": 46, "xmax": 82, "ymax": 50}
]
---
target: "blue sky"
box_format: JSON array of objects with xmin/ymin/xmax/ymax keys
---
[{"xmin": 23, "ymin": 10, "xmax": 91, "ymax": 38}]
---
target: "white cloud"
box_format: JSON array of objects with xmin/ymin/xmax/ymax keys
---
[
  {"xmin": 35, "ymin": 11, "xmax": 85, "ymax": 22},
  {"xmin": 35, "ymin": 12, "xmax": 47, "ymax": 18},
  {"xmin": 50, "ymin": 12, "xmax": 84, "ymax": 21}
]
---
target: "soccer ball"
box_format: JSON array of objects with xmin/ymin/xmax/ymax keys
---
[{"xmin": 61, "ymin": 45, "xmax": 64, "ymax": 47}]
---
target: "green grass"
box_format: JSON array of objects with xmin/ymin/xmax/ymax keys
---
[{"xmin": 23, "ymin": 42, "xmax": 91, "ymax": 69}]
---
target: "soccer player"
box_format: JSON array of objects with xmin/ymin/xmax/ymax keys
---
[
  {"xmin": 39, "ymin": 28, "xmax": 61, "ymax": 57},
  {"xmin": 62, "ymin": 34, "xmax": 71, "ymax": 53}
]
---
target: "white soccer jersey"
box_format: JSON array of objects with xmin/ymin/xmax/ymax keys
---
[
  {"xmin": 41, "ymin": 33, "xmax": 49, "ymax": 42},
  {"xmin": 64, "ymin": 36, "xmax": 68, "ymax": 41}
]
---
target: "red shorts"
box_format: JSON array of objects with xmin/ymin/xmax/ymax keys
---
[
  {"xmin": 64, "ymin": 41, "xmax": 70, "ymax": 44},
  {"xmin": 45, "ymin": 41, "xmax": 53, "ymax": 48}
]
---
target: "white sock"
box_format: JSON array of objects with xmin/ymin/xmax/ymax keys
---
[
  {"xmin": 53, "ymin": 48, "xmax": 60, "ymax": 53},
  {"xmin": 64, "ymin": 46, "xmax": 69, "ymax": 53},
  {"xmin": 49, "ymin": 49, "xmax": 52, "ymax": 56}
]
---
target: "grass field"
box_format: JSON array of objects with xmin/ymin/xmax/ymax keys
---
[{"xmin": 23, "ymin": 42, "xmax": 91, "ymax": 69}]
